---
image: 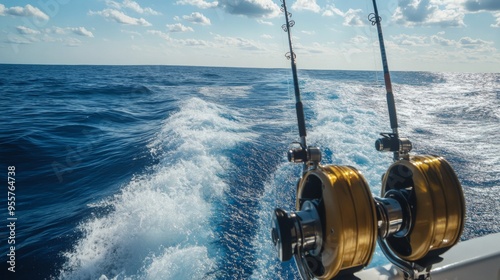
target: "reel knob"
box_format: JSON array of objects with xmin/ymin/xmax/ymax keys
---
[
  {"xmin": 272, "ymin": 202, "xmax": 322, "ymax": 262},
  {"xmin": 272, "ymin": 208, "xmax": 294, "ymax": 261}
]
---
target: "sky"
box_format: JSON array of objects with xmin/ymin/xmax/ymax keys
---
[{"xmin": 0, "ymin": 0, "xmax": 499, "ymax": 72}]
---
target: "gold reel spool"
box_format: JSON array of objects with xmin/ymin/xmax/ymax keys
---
[
  {"xmin": 380, "ymin": 155, "xmax": 466, "ymax": 261},
  {"xmin": 295, "ymin": 165, "xmax": 378, "ymax": 279}
]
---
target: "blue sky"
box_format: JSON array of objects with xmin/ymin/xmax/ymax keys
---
[{"xmin": 1, "ymin": 0, "xmax": 499, "ymax": 72}]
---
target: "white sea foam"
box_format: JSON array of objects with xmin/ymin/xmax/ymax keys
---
[
  {"xmin": 59, "ymin": 97, "xmax": 255, "ymax": 279},
  {"xmin": 198, "ymin": 85, "xmax": 253, "ymax": 98}
]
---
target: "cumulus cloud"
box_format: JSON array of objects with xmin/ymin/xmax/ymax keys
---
[
  {"xmin": 89, "ymin": 9, "xmax": 152, "ymax": 26},
  {"xmin": 16, "ymin": 25, "xmax": 93, "ymax": 38},
  {"xmin": 8, "ymin": 23, "xmax": 94, "ymax": 49},
  {"xmin": 217, "ymin": 0, "xmax": 280, "ymax": 18},
  {"xmin": 45, "ymin": 26, "xmax": 67, "ymax": 34},
  {"xmin": 257, "ymin": 19, "xmax": 273, "ymax": 25},
  {"xmin": 182, "ymin": 12, "xmax": 211, "ymax": 25},
  {"xmin": 322, "ymin": 5, "xmax": 344, "ymax": 17},
  {"xmin": 459, "ymin": 36, "xmax": 492, "ymax": 48},
  {"xmin": 175, "ymin": 0, "xmax": 218, "ymax": 9},
  {"xmin": 167, "ymin": 23, "xmax": 194, "ymax": 32},
  {"xmin": 292, "ymin": 0, "xmax": 321, "ymax": 13},
  {"xmin": 393, "ymin": 0, "xmax": 465, "ymax": 27},
  {"xmin": 105, "ymin": 0, "xmax": 161, "ymax": 15},
  {"xmin": 123, "ymin": 0, "xmax": 161, "ymax": 15},
  {"xmin": 16, "ymin": 26, "xmax": 41, "ymax": 35},
  {"xmin": 69, "ymin": 27, "xmax": 94, "ymax": 37},
  {"xmin": 0, "ymin": 4, "xmax": 49, "ymax": 21},
  {"xmin": 464, "ymin": 0, "xmax": 500, "ymax": 12},
  {"xmin": 392, "ymin": 34, "xmax": 428, "ymax": 46},
  {"xmin": 320, "ymin": 5, "xmax": 365, "ymax": 26},
  {"xmin": 431, "ymin": 34, "xmax": 456, "ymax": 46},
  {"xmin": 431, "ymin": 34, "xmax": 496, "ymax": 56},
  {"xmin": 343, "ymin": 9, "xmax": 365, "ymax": 26},
  {"xmin": 147, "ymin": 29, "xmax": 171, "ymax": 40},
  {"xmin": 492, "ymin": 12, "xmax": 500, "ymax": 27}
]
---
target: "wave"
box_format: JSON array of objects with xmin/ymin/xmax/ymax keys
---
[{"xmin": 58, "ymin": 97, "xmax": 256, "ymax": 279}]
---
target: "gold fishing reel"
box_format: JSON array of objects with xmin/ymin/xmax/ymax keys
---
[
  {"xmin": 272, "ymin": 164, "xmax": 378, "ymax": 279},
  {"xmin": 272, "ymin": 153, "xmax": 465, "ymax": 279},
  {"xmin": 377, "ymin": 155, "xmax": 465, "ymax": 278}
]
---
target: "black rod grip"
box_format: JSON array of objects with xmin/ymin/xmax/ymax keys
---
[
  {"xmin": 296, "ymin": 102, "xmax": 307, "ymax": 137},
  {"xmin": 387, "ymin": 92, "xmax": 398, "ymax": 130}
]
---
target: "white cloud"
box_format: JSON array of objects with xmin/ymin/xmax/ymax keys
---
[
  {"xmin": 343, "ymin": 9, "xmax": 365, "ymax": 26},
  {"xmin": 492, "ymin": 12, "xmax": 500, "ymax": 27},
  {"xmin": 148, "ymin": 30, "xmax": 171, "ymax": 40},
  {"xmin": 16, "ymin": 26, "xmax": 41, "ymax": 35},
  {"xmin": 0, "ymin": 4, "xmax": 49, "ymax": 21},
  {"xmin": 14, "ymin": 25, "xmax": 94, "ymax": 44},
  {"xmin": 260, "ymin": 34, "xmax": 273, "ymax": 39},
  {"xmin": 393, "ymin": 0, "xmax": 465, "ymax": 27},
  {"xmin": 322, "ymin": 5, "xmax": 344, "ymax": 17},
  {"xmin": 45, "ymin": 26, "xmax": 70, "ymax": 35},
  {"xmin": 459, "ymin": 36, "xmax": 492, "ymax": 49},
  {"xmin": 89, "ymin": 9, "xmax": 152, "ymax": 26},
  {"xmin": 431, "ymin": 34, "xmax": 456, "ymax": 46},
  {"xmin": 218, "ymin": 0, "xmax": 280, "ymax": 18},
  {"xmin": 105, "ymin": 0, "xmax": 161, "ymax": 15},
  {"xmin": 178, "ymin": 38, "xmax": 212, "ymax": 47},
  {"xmin": 392, "ymin": 34, "xmax": 428, "ymax": 46},
  {"xmin": 183, "ymin": 12, "xmax": 211, "ymax": 25},
  {"xmin": 122, "ymin": 0, "xmax": 161, "ymax": 15},
  {"xmin": 320, "ymin": 5, "xmax": 365, "ymax": 26},
  {"xmin": 167, "ymin": 23, "xmax": 194, "ymax": 32},
  {"xmin": 292, "ymin": 0, "xmax": 321, "ymax": 13},
  {"xmin": 69, "ymin": 27, "xmax": 94, "ymax": 37},
  {"xmin": 175, "ymin": 0, "xmax": 218, "ymax": 9},
  {"xmin": 257, "ymin": 19, "xmax": 273, "ymax": 25}
]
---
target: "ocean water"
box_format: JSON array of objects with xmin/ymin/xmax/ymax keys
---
[{"xmin": 0, "ymin": 64, "xmax": 499, "ymax": 279}]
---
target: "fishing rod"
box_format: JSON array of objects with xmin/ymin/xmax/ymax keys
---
[
  {"xmin": 367, "ymin": 1, "xmax": 465, "ymax": 279},
  {"xmin": 280, "ymin": 0, "xmax": 320, "ymax": 170},
  {"xmin": 271, "ymin": 2, "xmax": 465, "ymax": 280},
  {"xmin": 368, "ymin": 0, "xmax": 411, "ymax": 161}
]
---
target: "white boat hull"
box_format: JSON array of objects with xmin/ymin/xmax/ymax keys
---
[{"xmin": 354, "ymin": 232, "xmax": 500, "ymax": 279}]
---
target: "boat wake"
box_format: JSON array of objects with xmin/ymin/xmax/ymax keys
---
[{"xmin": 58, "ymin": 97, "xmax": 255, "ymax": 279}]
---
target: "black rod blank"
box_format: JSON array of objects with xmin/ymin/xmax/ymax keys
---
[{"xmin": 281, "ymin": 0, "xmax": 307, "ymax": 148}]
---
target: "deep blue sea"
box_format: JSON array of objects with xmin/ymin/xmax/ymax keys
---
[{"xmin": 0, "ymin": 64, "xmax": 499, "ymax": 279}]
